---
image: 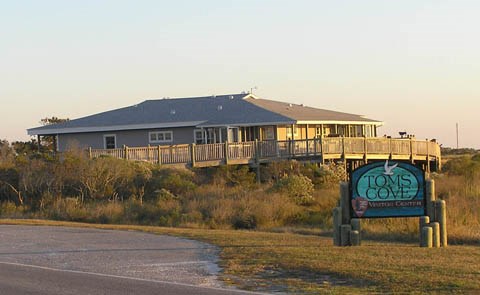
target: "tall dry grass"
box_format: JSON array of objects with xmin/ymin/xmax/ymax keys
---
[{"xmin": 435, "ymin": 174, "xmax": 480, "ymax": 244}]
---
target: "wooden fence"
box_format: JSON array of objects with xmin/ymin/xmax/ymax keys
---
[{"xmin": 89, "ymin": 137, "xmax": 441, "ymax": 170}]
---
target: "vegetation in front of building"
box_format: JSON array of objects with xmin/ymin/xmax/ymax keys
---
[
  {"xmin": 1, "ymin": 139, "xmax": 480, "ymax": 293},
  {"xmin": 1, "ymin": 140, "xmax": 479, "ymax": 245},
  {"xmin": 0, "ymin": 140, "xmax": 345, "ymax": 230}
]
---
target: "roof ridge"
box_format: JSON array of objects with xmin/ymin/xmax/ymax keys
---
[{"xmin": 143, "ymin": 93, "xmax": 247, "ymax": 102}]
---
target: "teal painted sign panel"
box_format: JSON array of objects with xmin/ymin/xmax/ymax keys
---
[{"xmin": 350, "ymin": 161, "xmax": 425, "ymax": 218}]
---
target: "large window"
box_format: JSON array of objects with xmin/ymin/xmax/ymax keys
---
[
  {"xmin": 286, "ymin": 125, "xmax": 298, "ymax": 139},
  {"xmin": 103, "ymin": 134, "xmax": 116, "ymax": 149},
  {"xmin": 262, "ymin": 126, "xmax": 275, "ymax": 140},
  {"xmin": 149, "ymin": 131, "xmax": 173, "ymax": 143},
  {"xmin": 194, "ymin": 129, "xmax": 205, "ymax": 144}
]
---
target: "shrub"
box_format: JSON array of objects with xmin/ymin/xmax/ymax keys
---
[
  {"xmin": 146, "ymin": 167, "xmax": 197, "ymax": 197},
  {"xmin": 301, "ymin": 163, "xmax": 345, "ymax": 188},
  {"xmin": 273, "ymin": 175, "xmax": 315, "ymax": 205},
  {"xmin": 48, "ymin": 197, "xmax": 88, "ymax": 222}
]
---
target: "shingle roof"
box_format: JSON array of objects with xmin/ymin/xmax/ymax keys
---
[
  {"xmin": 245, "ymin": 97, "xmax": 381, "ymax": 123},
  {"xmin": 27, "ymin": 93, "xmax": 382, "ymax": 135}
]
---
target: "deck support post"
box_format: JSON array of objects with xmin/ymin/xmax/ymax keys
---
[
  {"xmin": 389, "ymin": 137, "xmax": 393, "ymax": 160},
  {"xmin": 410, "ymin": 137, "xmax": 414, "ymax": 164},
  {"xmin": 158, "ymin": 145, "xmax": 162, "ymax": 165},
  {"xmin": 363, "ymin": 136, "xmax": 368, "ymax": 164},
  {"xmin": 224, "ymin": 142, "xmax": 229, "ymax": 165},
  {"xmin": 306, "ymin": 124, "xmax": 309, "ymax": 156},
  {"xmin": 320, "ymin": 135, "xmax": 325, "ymax": 164},
  {"xmin": 341, "ymin": 137, "xmax": 347, "ymax": 176},
  {"xmin": 254, "ymin": 139, "xmax": 261, "ymax": 183},
  {"xmin": 190, "ymin": 144, "xmax": 196, "ymax": 167},
  {"xmin": 426, "ymin": 139, "xmax": 430, "ymax": 173},
  {"xmin": 147, "ymin": 144, "xmax": 150, "ymax": 162}
]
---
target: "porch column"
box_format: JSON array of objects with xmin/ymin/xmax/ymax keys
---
[
  {"xmin": 306, "ymin": 124, "xmax": 309, "ymax": 155},
  {"xmin": 291, "ymin": 124, "xmax": 295, "ymax": 156}
]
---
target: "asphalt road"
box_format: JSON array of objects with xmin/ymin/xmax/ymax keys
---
[{"xmin": 0, "ymin": 225, "xmax": 263, "ymax": 295}]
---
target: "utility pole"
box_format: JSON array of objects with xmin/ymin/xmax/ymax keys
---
[{"xmin": 456, "ymin": 123, "xmax": 459, "ymax": 149}]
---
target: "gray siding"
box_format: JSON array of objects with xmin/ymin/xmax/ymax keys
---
[{"xmin": 58, "ymin": 127, "xmax": 195, "ymax": 151}]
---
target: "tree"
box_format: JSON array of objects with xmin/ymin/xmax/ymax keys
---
[
  {"xmin": 39, "ymin": 116, "xmax": 69, "ymax": 151},
  {"xmin": 0, "ymin": 140, "xmax": 15, "ymax": 166}
]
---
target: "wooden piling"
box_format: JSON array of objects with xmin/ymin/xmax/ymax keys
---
[
  {"xmin": 340, "ymin": 182, "xmax": 351, "ymax": 225},
  {"xmin": 350, "ymin": 230, "xmax": 360, "ymax": 246},
  {"xmin": 419, "ymin": 216, "xmax": 430, "ymax": 246},
  {"xmin": 430, "ymin": 222, "xmax": 441, "ymax": 248},
  {"xmin": 435, "ymin": 200, "xmax": 448, "ymax": 247},
  {"xmin": 426, "ymin": 179, "xmax": 436, "ymax": 221},
  {"xmin": 351, "ymin": 218, "xmax": 361, "ymax": 244},
  {"xmin": 340, "ymin": 224, "xmax": 351, "ymax": 246},
  {"xmin": 421, "ymin": 226, "xmax": 433, "ymax": 248}
]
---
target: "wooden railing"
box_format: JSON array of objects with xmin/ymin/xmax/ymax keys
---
[{"xmin": 88, "ymin": 137, "xmax": 441, "ymax": 169}]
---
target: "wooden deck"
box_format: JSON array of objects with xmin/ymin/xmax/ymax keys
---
[{"xmin": 89, "ymin": 137, "xmax": 441, "ymax": 171}]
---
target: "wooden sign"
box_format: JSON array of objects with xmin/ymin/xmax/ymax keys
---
[{"xmin": 350, "ymin": 161, "xmax": 425, "ymax": 218}]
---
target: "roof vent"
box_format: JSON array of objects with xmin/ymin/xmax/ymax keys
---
[
  {"xmin": 229, "ymin": 95, "xmax": 234, "ymax": 99},
  {"xmin": 212, "ymin": 94, "xmax": 216, "ymax": 98},
  {"xmin": 170, "ymin": 109, "xmax": 176, "ymax": 115},
  {"xmin": 289, "ymin": 103, "xmax": 293, "ymax": 107},
  {"xmin": 217, "ymin": 105, "xmax": 223, "ymax": 111}
]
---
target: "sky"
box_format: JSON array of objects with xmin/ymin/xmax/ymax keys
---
[{"xmin": 1, "ymin": 0, "xmax": 479, "ymax": 148}]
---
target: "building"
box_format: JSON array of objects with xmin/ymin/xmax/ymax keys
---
[{"xmin": 28, "ymin": 93, "xmax": 382, "ymax": 151}]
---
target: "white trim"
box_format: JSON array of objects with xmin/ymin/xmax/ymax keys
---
[
  {"xmin": 28, "ymin": 119, "xmax": 383, "ymax": 136},
  {"xmin": 103, "ymin": 134, "xmax": 116, "ymax": 149},
  {"xmin": 198, "ymin": 121, "xmax": 296, "ymax": 128},
  {"xmin": 148, "ymin": 131, "xmax": 173, "ymax": 143},
  {"xmin": 296, "ymin": 120, "xmax": 383, "ymax": 126},
  {"xmin": 27, "ymin": 121, "xmax": 207, "ymax": 136}
]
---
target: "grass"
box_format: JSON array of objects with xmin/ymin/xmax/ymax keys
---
[{"xmin": 1, "ymin": 219, "xmax": 478, "ymax": 294}]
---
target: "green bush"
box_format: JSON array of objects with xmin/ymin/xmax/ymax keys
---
[
  {"xmin": 273, "ymin": 175, "xmax": 315, "ymax": 205},
  {"xmin": 146, "ymin": 167, "xmax": 197, "ymax": 197}
]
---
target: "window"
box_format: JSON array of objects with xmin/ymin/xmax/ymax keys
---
[
  {"xmin": 104, "ymin": 134, "xmax": 116, "ymax": 149},
  {"xmin": 286, "ymin": 125, "xmax": 298, "ymax": 138},
  {"xmin": 315, "ymin": 126, "xmax": 322, "ymax": 138},
  {"xmin": 262, "ymin": 126, "xmax": 275, "ymax": 140},
  {"xmin": 194, "ymin": 129, "xmax": 205, "ymax": 144},
  {"xmin": 149, "ymin": 131, "xmax": 173, "ymax": 143}
]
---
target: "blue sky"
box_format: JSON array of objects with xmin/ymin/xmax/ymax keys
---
[{"xmin": 1, "ymin": 0, "xmax": 479, "ymax": 148}]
